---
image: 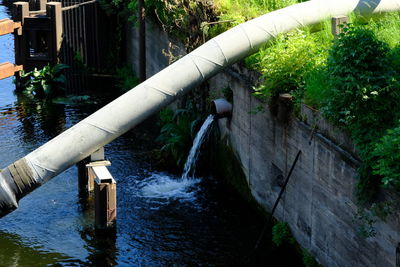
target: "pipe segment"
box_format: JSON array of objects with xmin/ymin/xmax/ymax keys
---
[{"xmin": 1, "ymin": 0, "xmax": 400, "ymax": 217}]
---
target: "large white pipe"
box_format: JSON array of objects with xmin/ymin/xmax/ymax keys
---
[{"xmin": 1, "ymin": 0, "xmax": 400, "ymax": 217}]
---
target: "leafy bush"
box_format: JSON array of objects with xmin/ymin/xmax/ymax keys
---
[
  {"xmin": 322, "ymin": 26, "xmax": 399, "ymax": 133},
  {"xmin": 372, "ymin": 122, "xmax": 400, "ymax": 190},
  {"xmin": 271, "ymin": 222, "xmax": 295, "ymax": 247},
  {"xmin": 250, "ymin": 28, "xmax": 330, "ymax": 99},
  {"xmin": 320, "ymin": 25, "xmax": 400, "ymax": 201},
  {"xmin": 20, "ymin": 64, "xmax": 69, "ymax": 99}
]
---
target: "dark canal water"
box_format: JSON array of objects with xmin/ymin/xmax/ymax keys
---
[{"xmin": 0, "ymin": 1, "xmax": 303, "ymax": 266}]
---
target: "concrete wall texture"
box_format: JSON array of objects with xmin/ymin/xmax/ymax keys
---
[
  {"xmin": 209, "ymin": 67, "xmax": 400, "ymax": 267},
  {"xmin": 126, "ymin": 21, "xmax": 186, "ymax": 79},
  {"xmin": 127, "ymin": 24, "xmax": 400, "ymax": 267}
]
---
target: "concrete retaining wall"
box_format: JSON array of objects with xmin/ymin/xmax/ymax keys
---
[
  {"xmin": 126, "ymin": 23, "xmax": 400, "ymax": 267},
  {"xmin": 209, "ymin": 66, "xmax": 400, "ymax": 267}
]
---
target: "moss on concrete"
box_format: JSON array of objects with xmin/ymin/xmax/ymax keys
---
[{"xmin": 212, "ymin": 136, "xmax": 267, "ymax": 216}]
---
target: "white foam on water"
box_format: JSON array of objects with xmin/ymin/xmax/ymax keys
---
[
  {"xmin": 133, "ymin": 116, "xmax": 214, "ymax": 205},
  {"xmin": 137, "ymin": 173, "xmax": 201, "ymax": 202}
]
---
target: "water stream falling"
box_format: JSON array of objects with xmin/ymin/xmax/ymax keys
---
[
  {"xmin": 138, "ymin": 114, "xmax": 214, "ymax": 201},
  {"xmin": 181, "ymin": 114, "xmax": 215, "ymax": 179}
]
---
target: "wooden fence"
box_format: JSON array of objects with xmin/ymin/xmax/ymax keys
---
[
  {"xmin": 3, "ymin": 0, "xmax": 114, "ymax": 93},
  {"xmin": 29, "ymin": 0, "xmax": 113, "ymax": 93},
  {"xmin": 0, "ymin": 18, "xmax": 22, "ymax": 80}
]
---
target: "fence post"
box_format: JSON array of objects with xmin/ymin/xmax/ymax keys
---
[
  {"xmin": 331, "ymin": 15, "xmax": 348, "ymax": 37},
  {"xmin": 46, "ymin": 2, "xmax": 62, "ymax": 65},
  {"xmin": 13, "ymin": 2, "xmax": 28, "ymax": 89}
]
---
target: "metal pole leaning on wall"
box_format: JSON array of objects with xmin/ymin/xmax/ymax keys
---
[{"xmin": 254, "ymin": 150, "xmax": 302, "ymax": 249}]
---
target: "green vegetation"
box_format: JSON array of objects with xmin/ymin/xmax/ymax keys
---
[
  {"xmin": 99, "ymin": 0, "xmax": 303, "ymax": 52},
  {"xmin": 248, "ymin": 26, "xmax": 332, "ymax": 101},
  {"xmin": 372, "ymin": 123, "xmax": 400, "ymax": 190},
  {"xmin": 115, "ymin": 65, "xmax": 139, "ymax": 92},
  {"xmin": 156, "ymin": 107, "xmax": 203, "ymax": 169},
  {"xmin": 99, "ymin": 0, "xmax": 400, "ymax": 220},
  {"xmin": 147, "ymin": 0, "xmax": 217, "ymax": 51},
  {"xmin": 271, "ymin": 221, "xmax": 320, "ymax": 266},
  {"xmin": 129, "ymin": 2, "xmax": 400, "ymax": 202},
  {"xmin": 243, "ymin": 13, "xmax": 400, "ymax": 202},
  {"xmin": 271, "ymin": 221, "xmax": 295, "ymax": 246},
  {"xmin": 19, "ymin": 64, "xmax": 69, "ymax": 99},
  {"xmin": 302, "ymin": 249, "xmax": 321, "ymax": 267},
  {"xmin": 210, "ymin": 0, "xmax": 301, "ymax": 36},
  {"xmin": 319, "ymin": 25, "xmax": 400, "ymax": 201}
]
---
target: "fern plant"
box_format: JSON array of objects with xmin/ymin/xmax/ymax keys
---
[{"xmin": 157, "ymin": 108, "xmax": 203, "ymax": 168}]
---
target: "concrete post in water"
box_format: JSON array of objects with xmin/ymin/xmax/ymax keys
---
[
  {"xmin": 78, "ymin": 147, "xmax": 115, "ymax": 229},
  {"xmin": 46, "ymin": 2, "xmax": 62, "ymax": 64},
  {"xmin": 331, "ymin": 15, "xmax": 348, "ymax": 37},
  {"xmin": 77, "ymin": 147, "xmax": 110, "ymax": 194},
  {"xmin": 92, "ymin": 166, "xmax": 117, "ymax": 229}
]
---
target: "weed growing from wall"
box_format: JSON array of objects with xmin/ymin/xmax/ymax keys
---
[{"xmin": 271, "ymin": 222, "xmax": 295, "ymax": 246}]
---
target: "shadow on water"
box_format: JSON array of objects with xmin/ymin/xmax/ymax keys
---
[
  {"xmin": 14, "ymin": 93, "xmax": 67, "ymax": 141},
  {"xmin": 0, "ymin": 226, "xmax": 118, "ymax": 267},
  {"xmin": 0, "ymin": 231, "xmax": 78, "ymax": 266},
  {"xmin": 80, "ymin": 227, "xmax": 118, "ymax": 266}
]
